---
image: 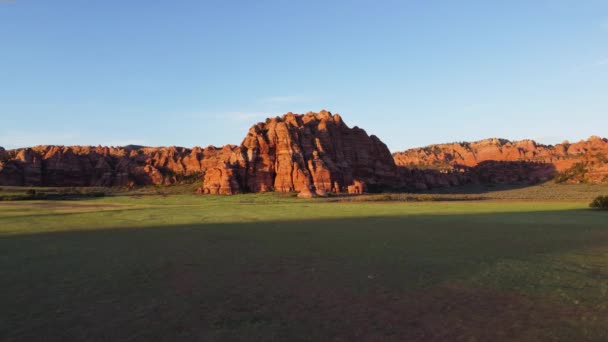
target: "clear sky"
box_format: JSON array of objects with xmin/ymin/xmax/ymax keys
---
[{"xmin": 1, "ymin": 0, "xmax": 607, "ymax": 151}]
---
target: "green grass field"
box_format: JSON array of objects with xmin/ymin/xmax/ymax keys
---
[{"xmin": 1, "ymin": 185, "xmax": 608, "ymax": 341}]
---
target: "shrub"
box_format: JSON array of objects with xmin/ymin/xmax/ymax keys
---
[
  {"xmin": 25, "ymin": 189, "xmax": 36, "ymax": 196},
  {"xmin": 590, "ymin": 195, "xmax": 608, "ymax": 210},
  {"xmin": 595, "ymin": 153, "xmax": 608, "ymax": 163},
  {"xmin": 175, "ymin": 172, "xmax": 203, "ymax": 184},
  {"xmin": 554, "ymin": 163, "xmax": 587, "ymax": 183}
]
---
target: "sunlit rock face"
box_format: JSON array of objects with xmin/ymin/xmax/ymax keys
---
[
  {"xmin": 231, "ymin": 110, "xmax": 399, "ymax": 194},
  {"xmin": 0, "ymin": 111, "xmax": 399, "ymax": 193},
  {"xmin": 393, "ymin": 137, "xmax": 608, "ymax": 184},
  {"xmin": 2, "ymin": 113, "xmax": 606, "ymax": 191}
]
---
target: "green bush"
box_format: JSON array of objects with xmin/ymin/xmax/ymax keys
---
[
  {"xmin": 590, "ymin": 195, "xmax": 608, "ymax": 210},
  {"xmin": 555, "ymin": 163, "xmax": 587, "ymax": 183},
  {"xmin": 174, "ymin": 172, "xmax": 203, "ymax": 184}
]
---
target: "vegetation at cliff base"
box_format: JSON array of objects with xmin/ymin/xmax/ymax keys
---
[{"xmin": 554, "ymin": 162, "xmax": 588, "ymax": 183}]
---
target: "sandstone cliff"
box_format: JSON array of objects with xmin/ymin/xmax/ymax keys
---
[
  {"xmin": 200, "ymin": 110, "xmax": 399, "ymax": 194},
  {"xmin": 0, "ymin": 111, "xmax": 399, "ymax": 194},
  {"xmin": 2, "ymin": 113, "xmax": 606, "ymax": 192},
  {"xmin": 0, "ymin": 145, "xmax": 210, "ymax": 187},
  {"xmin": 393, "ymin": 136, "xmax": 608, "ymax": 184}
]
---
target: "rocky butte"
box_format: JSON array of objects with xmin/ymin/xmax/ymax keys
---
[
  {"xmin": 1, "ymin": 111, "xmax": 607, "ymax": 194},
  {"xmin": 199, "ymin": 110, "xmax": 399, "ymax": 196}
]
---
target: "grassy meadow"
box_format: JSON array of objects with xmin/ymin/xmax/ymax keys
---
[{"xmin": 1, "ymin": 184, "xmax": 608, "ymax": 341}]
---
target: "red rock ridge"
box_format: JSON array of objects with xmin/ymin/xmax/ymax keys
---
[
  {"xmin": 3, "ymin": 114, "xmax": 606, "ymax": 192},
  {"xmin": 393, "ymin": 136, "xmax": 608, "ymax": 184},
  {"xmin": 0, "ymin": 145, "xmax": 212, "ymax": 187},
  {"xmin": 0, "ymin": 111, "xmax": 400, "ymax": 194}
]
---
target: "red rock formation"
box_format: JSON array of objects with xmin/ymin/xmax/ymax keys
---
[
  {"xmin": 0, "ymin": 111, "xmax": 400, "ymax": 194},
  {"xmin": 2, "ymin": 114, "xmax": 606, "ymax": 192},
  {"xmin": 347, "ymin": 180, "xmax": 366, "ymax": 194},
  {"xmin": 0, "ymin": 145, "xmax": 208, "ymax": 187},
  {"xmin": 315, "ymin": 188, "xmax": 328, "ymax": 197},
  {"xmin": 394, "ymin": 137, "xmax": 608, "ymax": 184},
  {"xmin": 233, "ymin": 110, "xmax": 399, "ymax": 194},
  {"xmin": 297, "ymin": 188, "xmax": 316, "ymax": 198},
  {"xmin": 201, "ymin": 166, "xmax": 240, "ymax": 195}
]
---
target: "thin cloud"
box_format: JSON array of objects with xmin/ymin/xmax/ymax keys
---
[
  {"xmin": 178, "ymin": 111, "xmax": 264, "ymax": 123},
  {"xmin": 571, "ymin": 57, "xmax": 608, "ymax": 73},
  {"xmin": 180, "ymin": 95, "xmax": 320, "ymax": 125},
  {"xmin": 177, "ymin": 110, "xmax": 288, "ymax": 125},
  {"xmin": 216, "ymin": 111, "xmax": 269, "ymax": 123},
  {"xmin": 257, "ymin": 95, "xmax": 314, "ymax": 105},
  {"xmin": 595, "ymin": 58, "xmax": 608, "ymax": 66},
  {"xmin": 462, "ymin": 103, "xmax": 488, "ymax": 112}
]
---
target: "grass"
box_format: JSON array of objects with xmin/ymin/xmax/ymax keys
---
[
  {"xmin": 1, "ymin": 186, "xmax": 608, "ymax": 340},
  {"xmin": 428, "ymin": 182, "xmax": 608, "ymax": 200}
]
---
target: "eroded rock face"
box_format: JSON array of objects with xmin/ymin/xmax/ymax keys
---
[
  {"xmin": 394, "ymin": 137, "xmax": 608, "ymax": 184},
  {"xmin": 201, "ymin": 167, "xmax": 240, "ymax": 195},
  {"xmin": 0, "ymin": 145, "xmax": 209, "ymax": 187},
  {"xmin": 2, "ymin": 113, "xmax": 606, "ymax": 191},
  {"xmin": 234, "ymin": 110, "xmax": 399, "ymax": 194},
  {"xmin": 0, "ymin": 111, "xmax": 399, "ymax": 193},
  {"xmin": 347, "ymin": 180, "xmax": 366, "ymax": 194},
  {"xmin": 297, "ymin": 188, "xmax": 316, "ymax": 198}
]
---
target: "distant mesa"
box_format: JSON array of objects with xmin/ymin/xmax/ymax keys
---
[
  {"xmin": 1, "ymin": 111, "xmax": 607, "ymax": 193},
  {"xmin": 123, "ymin": 144, "xmax": 146, "ymax": 150}
]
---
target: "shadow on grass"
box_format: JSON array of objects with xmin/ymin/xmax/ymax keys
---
[{"xmin": 1, "ymin": 210, "xmax": 608, "ymax": 341}]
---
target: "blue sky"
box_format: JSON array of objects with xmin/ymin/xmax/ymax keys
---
[{"xmin": 1, "ymin": 0, "xmax": 607, "ymax": 151}]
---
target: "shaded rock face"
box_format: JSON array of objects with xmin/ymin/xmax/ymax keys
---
[
  {"xmin": 394, "ymin": 137, "xmax": 608, "ymax": 185},
  {"xmin": 0, "ymin": 148, "xmax": 43, "ymax": 186},
  {"xmin": 347, "ymin": 180, "xmax": 366, "ymax": 194},
  {"xmin": 397, "ymin": 161, "xmax": 559, "ymax": 190},
  {"xmin": 0, "ymin": 145, "xmax": 210, "ymax": 187}
]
